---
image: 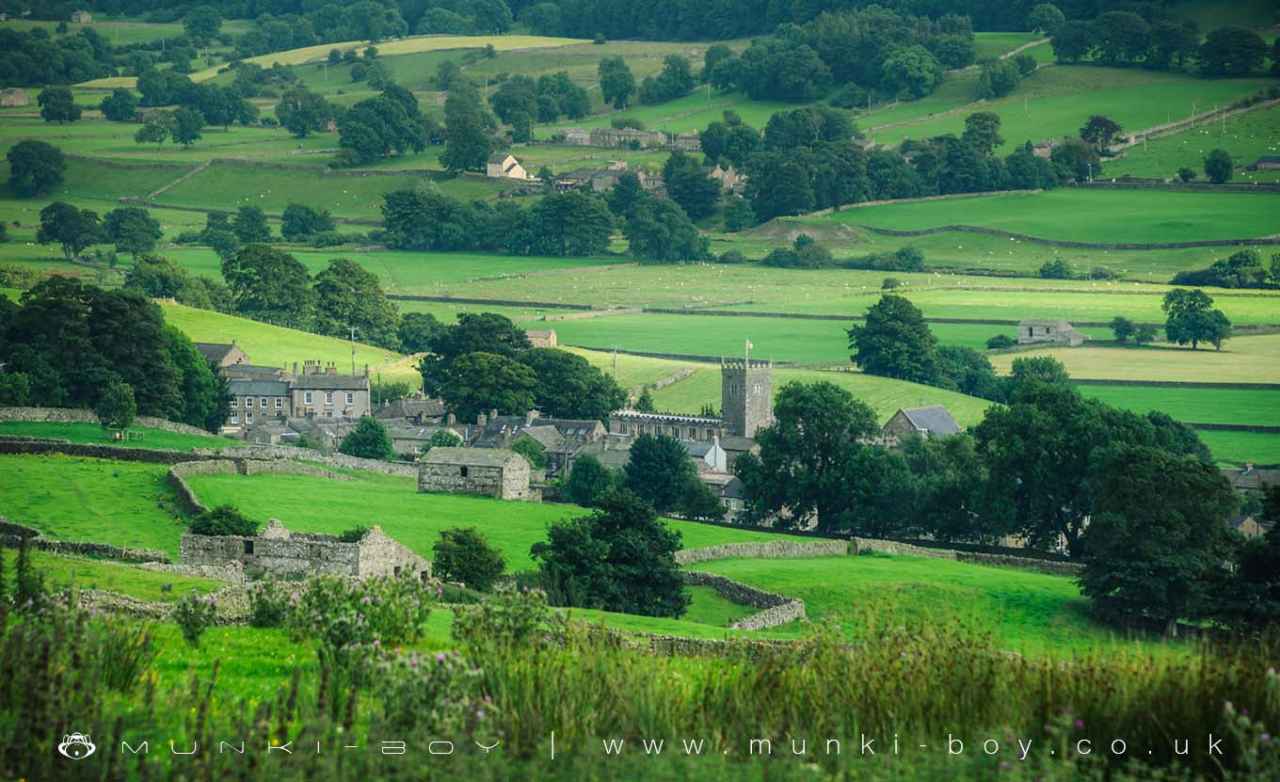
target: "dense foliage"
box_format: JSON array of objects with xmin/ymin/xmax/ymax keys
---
[{"xmin": 0, "ymin": 278, "xmax": 228, "ymax": 431}]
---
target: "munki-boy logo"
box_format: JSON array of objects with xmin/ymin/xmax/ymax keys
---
[{"xmin": 58, "ymin": 733, "xmax": 97, "ymax": 760}]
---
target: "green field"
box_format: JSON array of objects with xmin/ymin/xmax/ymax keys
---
[
  {"xmin": 819, "ymin": 188, "xmax": 1280, "ymax": 245},
  {"xmin": 0, "ymin": 17, "xmax": 185, "ymax": 45},
  {"xmin": 3, "ymin": 549, "xmax": 223, "ymax": 602},
  {"xmin": 157, "ymin": 300, "xmax": 422, "ymax": 385},
  {"xmin": 1106, "ymin": 103, "xmax": 1280, "ymax": 183},
  {"xmin": 991, "ymin": 336, "xmax": 1280, "ymax": 383},
  {"xmin": 0, "ymin": 421, "xmax": 232, "ymax": 451},
  {"xmin": 1198, "ymin": 430, "xmax": 1280, "ymax": 466},
  {"xmin": 868, "ymin": 65, "xmax": 1275, "ymax": 153},
  {"xmin": 185, "ymin": 469, "xmax": 797, "ymax": 568},
  {"xmin": 971, "ymin": 33, "xmax": 1046, "ymax": 62},
  {"xmin": 1075, "ymin": 384, "xmax": 1280, "ymax": 426},
  {"xmin": 0, "ymin": 455, "xmax": 184, "ymax": 554},
  {"xmin": 697, "ymin": 555, "xmax": 1161, "ymax": 655}
]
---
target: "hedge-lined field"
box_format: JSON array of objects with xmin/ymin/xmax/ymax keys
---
[
  {"xmin": 1075, "ymin": 385, "xmax": 1280, "ymax": 427},
  {"xmin": 871, "ymin": 66, "xmax": 1275, "ymax": 153},
  {"xmin": 990, "ymin": 336, "xmax": 1280, "ymax": 383},
  {"xmin": 819, "ymin": 188, "xmax": 1280, "ymax": 245},
  {"xmin": 1105, "ymin": 103, "xmax": 1280, "ymax": 183}
]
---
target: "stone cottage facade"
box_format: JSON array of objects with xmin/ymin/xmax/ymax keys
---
[
  {"xmin": 180, "ymin": 520, "xmax": 429, "ymax": 580},
  {"xmin": 486, "ymin": 153, "xmax": 530, "ymax": 180},
  {"xmin": 0, "ymin": 88, "xmax": 29, "ymax": 108},
  {"xmin": 418, "ymin": 447, "xmax": 538, "ymax": 501},
  {"xmin": 222, "ymin": 359, "xmax": 371, "ymax": 434},
  {"xmin": 1017, "ymin": 319, "xmax": 1087, "ymax": 347},
  {"xmin": 195, "ymin": 341, "xmax": 250, "ymax": 369}
]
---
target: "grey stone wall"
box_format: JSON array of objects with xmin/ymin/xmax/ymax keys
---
[
  {"xmin": 956, "ymin": 552, "xmax": 1083, "ymax": 577},
  {"xmin": 75, "ymin": 586, "xmax": 251, "ymax": 623},
  {"xmin": 0, "ymin": 406, "xmax": 221, "ymax": 438},
  {"xmin": 851, "ymin": 537, "xmax": 957, "ymax": 559},
  {"xmin": 196, "ymin": 445, "xmax": 418, "ymax": 477},
  {"xmin": 0, "ymin": 437, "xmax": 224, "ymax": 464},
  {"xmin": 675, "ymin": 539, "xmax": 850, "ymax": 566},
  {"xmin": 0, "ymin": 517, "xmax": 170, "ymax": 564},
  {"xmin": 683, "ymin": 571, "xmax": 805, "ymax": 630},
  {"xmin": 168, "ymin": 460, "xmax": 238, "ymax": 513}
]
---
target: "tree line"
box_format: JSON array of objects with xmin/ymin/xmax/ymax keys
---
[{"xmin": 0, "ymin": 278, "xmax": 229, "ymax": 432}]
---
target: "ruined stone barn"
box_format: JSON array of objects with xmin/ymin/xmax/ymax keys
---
[
  {"xmin": 418, "ymin": 447, "xmax": 538, "ymax": 501},
  {"xmin": 180, "ymin": 520, "xmax": 429, "ymax": 580}
]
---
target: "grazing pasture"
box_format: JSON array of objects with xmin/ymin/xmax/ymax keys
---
[
  {"xmin": 871, "ymin": 66, "xmax": 1275, "ymax": 153},
  {"xmin": 1105, "ymin": 103, "xmax": 1280, "ymax": 183},
  {"xmin": 990, "ymin": 336, "xmax": 1280, "ymax": 383},
  {"xmin": 0, "ymin": 422, "xmax": 232, "ymax": 452}
]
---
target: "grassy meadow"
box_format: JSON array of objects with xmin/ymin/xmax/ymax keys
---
[
  {"xmin": 1075, "ymin": 385, "xmax": 1280, "ymax": 426},
  {"xmin": 867, "ymin": 65, "xmax": 1276, "ymax": 153},
  {"xmin": 157, "ymin": 300, "xmax": 422, "ymax": 384},
  {"xmin": 1105, "ymin": 103, "xmax": 1280, "ymax": 183},
  {"xmin": 2, "ymin": 549, "xmax": 223, "ymax": 602},
  {"xmin": 0, "ymin": 421, "xmax": 233, "ymax": 451},
  {"xmin": 819, "ymin": 188, "xmax": 1280, "ymax": 244},
  {"xmin": 1198, "ymin": 430, "xmax": 1280, "ymax": 465},
  {"xmin": 990, "ymin": 335, "xmax": 1280, "ymax": 383}
]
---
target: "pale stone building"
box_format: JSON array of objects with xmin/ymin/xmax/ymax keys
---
[
  {"xmin": 180, "ymin": 520, "xmax": 429, "ymax": 580},
  {"xmin": 486, "ymin": 153, "xmax": 530, "ymax": 180},
  {"xmin": 0, "ymin": 88, "xmax": 29, "ymax": 108},
  {"xmin": 526, "ymin": 329, "xmax": 558, "ymax": 348},
  {"xmin": 418, "ymin": 447, "xmax": 538, "ymax": 501},
  {"xmin": 195, "ymin": 341, "xmax": 250, "ymax": 369},
  {"xmin": 1018, "ymin": 319, "xmax": 1087, "ymax": 347}
]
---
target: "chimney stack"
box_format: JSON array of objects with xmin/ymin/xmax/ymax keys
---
[
  {"xmin": 525, "ymin": 410, "xmax": 537, "ymax": 426},
  {"xmin": 490, "ymin": 408, "xmax": 498, "ymax": 421},
  {"xmin": 477, "ymin": 412, "xmax": 487, "ymax": 427},
  {"xmin": 446, "ymin": 412, "xmax": 456, "ymax": 426}
]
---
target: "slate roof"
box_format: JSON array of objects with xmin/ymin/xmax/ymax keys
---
[
  {"xmin": 422, "ymin": 447, "xmax": 525, "ymax": 468},
  {"xmin": 898, "ymin": 406, "xmax": 962, "ymax": 436},
  {"xmin": 374, "ymin": 398, "xmax": 446, "ymax": 420},
  {"xmin": 223, "ymin": 364, "xmax": 286, "ymax": 379},
  {"xmin": 1223, "ymin": 467, "xmax": 1280, "ymax": 492},
  {"xmin": 228, "ymin": 379, "xmax": 290, "ymax": 396},
  {"xmin": 195, "ymin": 342, "xmax": 238, "ymax": 363}
]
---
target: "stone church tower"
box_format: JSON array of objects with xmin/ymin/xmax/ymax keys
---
[{"xmin": 720, "ymin": 359, "xmax": 773, "ymax": 438}]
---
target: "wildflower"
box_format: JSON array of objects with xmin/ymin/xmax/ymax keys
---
[
  {"xmin": 1074, "ymin": 719, "xmax": 1084, "ymax": 729},
  {"xmin": 1260, "ymin": 734, "xmax": 1270, "ymax": 744},
  {"xmin": 436, "ymin": 652, "xmax": 446, "ymax": 663}
]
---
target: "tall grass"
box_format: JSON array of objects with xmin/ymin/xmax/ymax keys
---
[{"xmin": 0, "ymin": 592, "xmax": 1276, "ymax": 780}]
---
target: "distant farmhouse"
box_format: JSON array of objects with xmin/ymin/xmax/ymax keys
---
[
  {"xmin": 880, "ymin": 406, "xmax": 962, "ymax": 447},
  {"xmin": 70, "ymin": 9, "xmax": 92, "ymax": 23},
  {"xmin": 486, "ymin": 152, "xmax": 530, "ymax": 180},
  {"xmin": 0, "ymin": 88, "xmax": 29, "ymax": 108},
  {"xmin": 181, "ymin": 520, "xmax": 429, "ymax": 581},
  {"xmin": 418, "ymin": 447, "xmax": 539, "ymax": 501},
  {"xmin": 1247, "ymin": 156, "xmax": 1280, "ymax": 172},
  {"xmin": 1222, "ymin": 464, "xmax": 1279, "ymax": 539},
  {"xmin": 526, "ymin": 329, "xmax": 558, "ymax": 348},
  {"xmin": 1017, "ymin": 319, "xmax": 1088, "ymax": 347}
]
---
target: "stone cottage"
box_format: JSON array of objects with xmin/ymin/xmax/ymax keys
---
[
  {"xmin": 418, "ymin": 447, "xmax": 538, "ymax": 501},
  {"xmin": 486, "ymin": 152, "xmax": 530, "ymax": 180},
  {"xmin": 195, "ymin": 341, "xmax": 250, "ymax": 369},
  {"xmin": 0, "ymin": 88, "xmax": 29, "ymax": 108},
  {"xmin": 526, "ymin": 329, "xmax": 558, "ymax": 348},
  {"xmin": 1018, "ymin": 319, "xmax": 1087, "ymax": 347},
  {"xmin": 71, "ymin": 9, "xmax": 92, "ymax": 23},
  {"xmin": 180, "ymin": 520, "xmax": 429, "ymax": 580},
  {"xmin": 880, "ymin": 406, "xmax": 962, "ymax": 446}
]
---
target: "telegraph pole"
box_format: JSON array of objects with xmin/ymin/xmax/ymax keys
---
[{"xmin": 349, "ymin": 326, "xmax": 358, "ymax": 375}]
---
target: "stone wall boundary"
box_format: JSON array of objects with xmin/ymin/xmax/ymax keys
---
[
  {"xmin": 168, "ymin": 458, "xmax": 355, "ymax": 515},
  {"xmin": 193, "ymin": 445, "xmax": 419, "ymax": 477},
  {"xmin": 0, "ymin": 406, "xmax": 222, "ymax": 438},
  {"xmin": 0, "ymin": 516, "xmax": 170, "ymax": 564},
  {"xmin": 73, "ymin": 585, "xmax": 251, "ymax": 624},
  {"xmin": 675, "ymin": 539, "xmax": 851, "ymax": 566},
  {"xmin": 683, "ymin": 570, "xmax": 805, "ymax": 630}
]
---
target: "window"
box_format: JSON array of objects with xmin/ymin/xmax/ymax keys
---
[
  {"xmin": 326, "ymin": 392, "xmax": 334, "ymax": 405},
  {"xmin": 246, "ymin": 412, "xmax": 253, "ymax": 423},
  {"xmin": 230, "ymin": 398, "xmax": 238, "ymax": 408},
  {"xmin": 260, "ymin": 397, "xmax": 268, "ymax": 409},
  {"xmin": 304, "ymin": 391, "xmax": 313, "ymax": 405},
  {"xmin": 346, "ymin": 392, "xmax": 354, "ymax": 404},
  {"xmin": 460, "ymin": 466, "xmax": 469, "ymax": 478},
  {"xmin": 243, "ymin": 540, "xmax": 254, "ymax": 555},
  {"xmin": 229, "ymin": 414, "xmax": 239, "ymax": 424},
  {"xmin": 275, "ymin": 398, "xmax": 283, "ymax": 410}
]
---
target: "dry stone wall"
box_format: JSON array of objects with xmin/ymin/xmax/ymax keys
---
[
  {"xmin": 0, "ymin": 517, "xmax": 169, "ymax": 564},
  {"xmin": 683, "ymin": 571, "xmax": 805, "ymax": 630},
  {"xmin": 0, "ymin": 437, "xmax": 222, "ymax": 464},
  {"xmin": 675, "ymin": 539, "xmax": 850, "ymax": 565},
  {"xmin": 196, "ymin": 445, "xmax": 418, "ymax": 477},
  {"xmin": 0, "ymin": 406, "xmax": 219, "ymax": 437}
]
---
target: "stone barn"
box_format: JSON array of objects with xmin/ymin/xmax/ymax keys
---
[
  {"xmin": 0, "ymin": 88, "xmax": 29, "ymax": 108},
  {"xmin": 418, "ymin": 447, "xmax": 538, "ymax": 501},
  {"xmin": 180, "ymin": 520, "xmax": 429, "ymax": 580},
  {"xmin": 880, "ymin": 406, "xmax": 962, "ymax": 446},
  {"xmin": 1018, "ymin": 319, "xmax": 1087, "ymax": 347}
]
